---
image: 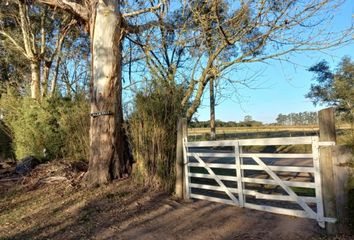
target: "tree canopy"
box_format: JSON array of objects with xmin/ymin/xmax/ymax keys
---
[{"xmin": 306, "ymin": 56, "xmax": 354, "ymax": 122}]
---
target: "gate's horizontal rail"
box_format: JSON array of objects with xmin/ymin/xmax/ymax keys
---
[
  {"xmin": 189, "ymin": 193, "xmax": 316, "ymax": 215},
  {"xmin": 188, "ymin": 162, "xmax": 315, "ymax": 173},
  {"xmin": 188, "ymin": 162, "xmax": 236, "ymax": 169},
  {"xmin": 240, "ymin": 153, "xmax": 313, "ymax": 158},
  {"xmin": 187, "ymin": 152, "xmax": 313, "ymax": 159},
  {"xmin": 186, "ymin": 136, "xmax": 316, "ymax": 147},
  {"xmin": 244, "ymin": 202, "xmax": 311, "ymax": 218},
  {"xmin": 189, "ymin": 172, "xmax": 315, "ymax": 189},
  {"xmin": 187, "ymin": 152, "xmax": 234, "ymax": 158},
  {"xmin": 243, "ymin": 190, "xmax": 317, "ymax": 203},
  {"xmin": 189, "ymin": 173, "xmax": 237, "ymax": 181},
  {"xmin": 241, "ymin": 165, "xmax": 314, "ymax": 173},
  {"xmin": 190, "ymin": 189, "xmax": 316, "ymax": 203},
  {"xmin": 190, "ymin": 183, "xmax": 316, "ymax": 203},
  {"xmin": 189, "ymin": 183, "xmax": 238, "ymax": 193},
  {"xmin": 189, "ymin": 193, "xmax": 334, "ymax": 223},
  {"xmin": 242, "ymin": 177, "xmax": 315, "ymax": 188}
]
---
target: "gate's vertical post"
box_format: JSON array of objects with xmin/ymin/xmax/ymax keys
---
[
  {"xmin": 318, "ymin": 107, "xmax": 337, "ymax": 235},
  {"xmin": 182, "ymin": 119, "xmax": 190, "ymax": 199},
  {"xmin": 175, "ymin": 118, "xmax": 188, "ymax": 199},
  {"xmin": 312, "ymin": 137, "xmax": 325, "ymax": 228},
  {"xmin": 235, "ymin": 141, "xmax": 244, "ymax": 207}
]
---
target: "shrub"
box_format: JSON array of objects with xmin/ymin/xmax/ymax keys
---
[
  {"xmin": 58, "ymin": 95, "xmax": 90, "ymax": 161},
  {"xmin": 0, "ymin": 121, "xmax": 13, "ymax": 160},
  {"xmin": 0, "ymin": 87, "xmax": 89, "ymax": 161},
  {"xmin": 127, "ymin": 80, "xmax": 185, "ymax": 192}
]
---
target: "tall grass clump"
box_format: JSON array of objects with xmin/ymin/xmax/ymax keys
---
[
  {"xmin": 0, "ymin": 86, "xmax": 89, "ymax": 161},
  {"xmin": 127, "ymin": 80, "xmax": 185, "ymax": 192},
  {"xmin": 58, "ymin": 94, "xmax": 90, "ymax": 161}
]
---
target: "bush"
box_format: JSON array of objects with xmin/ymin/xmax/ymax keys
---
[
  {"xmin": 127, "ymin": 80, "xmax": 185, "ymax": 192},
  {"xmin": 0, "ymin": 87, "xmax": 89, "ymax": 161},
  {"xmin": 58, "ymin": 95, "xmax": 90, "ymax": 161},
  {"xmin": 0, "ymin": 121, "xmax": 13, "ymax": 160}
]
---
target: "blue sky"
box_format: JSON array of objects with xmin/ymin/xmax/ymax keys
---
[{"xmin": 194, "ymin": 0, "xmax": 354, "ymax": 124}]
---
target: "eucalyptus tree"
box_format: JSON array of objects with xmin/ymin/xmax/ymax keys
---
[
  {"xmin": 31, "ymin": 0, "xmax": 168, "ymax": 186},
  {"xmin": 0, "ymin": 0, "xmax": 77, "ymax": 99}
]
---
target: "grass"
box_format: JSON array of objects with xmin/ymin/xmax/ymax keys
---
[{"xmin": 290, "ymin": 187, "xmax": 316, "ymax": 197}]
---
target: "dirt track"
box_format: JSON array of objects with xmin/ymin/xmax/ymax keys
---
[
  {"xmin": 0, "ymin": 171, "xmax": 326, "ymax": 240},
  {"xmin": 110, "ymin": 198, "xmax": 323, "ymax": 240}
]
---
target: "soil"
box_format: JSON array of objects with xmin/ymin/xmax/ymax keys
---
[{"xmin": 0, "ymin": 161, "xmax": 351, "ymax": 240}]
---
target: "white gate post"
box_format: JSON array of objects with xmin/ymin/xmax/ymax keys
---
[
  {"xmin": 235, "ymin": 141, "xmax": 244, "ymax": 207},
  {"xmin": 312, "ymin": 136, "xmax": 325, "ymax": 228},
  {"xmin": 182, "ymin": 121, "xmax": 190, "ymax": 199},
  {"xmin": 175, "ymin": 118, "xmax": 185, "ymax": 198}
]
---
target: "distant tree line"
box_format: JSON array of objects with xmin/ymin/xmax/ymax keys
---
[
  {"xmin": 190, "ymin": 116, "xmax": 263, "ymax": 128},
  {"xmin": 275, "ymin": 111, "xmax": 318, "ymax": 126},
  {"xmin": 190, "ymin": 111, "xmax": 320, "ymax": 128}
]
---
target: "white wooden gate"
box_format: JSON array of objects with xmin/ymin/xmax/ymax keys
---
[{"xmin": 183, "ymin": 136, "xmax": 336, "ymax": 227}]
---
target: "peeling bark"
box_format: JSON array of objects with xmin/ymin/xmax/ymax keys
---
[
  {"xmin": 30, "ymin": 61, "xmax": 41, "ymax": 100},
  {"xmin": 41, "ymin": 61, "xmax": 52, "ymax": 98},
  {"xmin": 50, "ymin": 57, "xmax": 61, "ymax": 95},
  {"xmin": 84, "ymin": 1, "xmax": 131, "ymax": 186}
]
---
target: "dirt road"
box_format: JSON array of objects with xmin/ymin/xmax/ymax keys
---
[
  {"xmin": 0, "ymin": 173, "xmax": 325, "ymax": 240},
  {"xmin": 109, "ymin": 198, "xmax": 323, "ymax": 240}
]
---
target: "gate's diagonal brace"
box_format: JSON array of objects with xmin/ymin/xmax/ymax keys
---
[
  {"xmin": 252, "ymin": 156, "xmax": 317, "ymax": 219},
  {"xmin": 193, "ymin": 153, "xmax": 239, "ymax": 205}
]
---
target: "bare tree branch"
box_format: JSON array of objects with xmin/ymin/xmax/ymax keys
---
[
  {"xmin": 124, "ymin": 20, "xmax": 163, "ymax": 34},
  {"xmin": 0, "ymin": 30, "xmax": 28, "ymax": 58},
  {"xmin": 122, "ymin": 2, "xmax": 162, "ymax": 18},
  {"xmin": 35, "ymin": 0, "xmax": 89, "ymax": 21}
]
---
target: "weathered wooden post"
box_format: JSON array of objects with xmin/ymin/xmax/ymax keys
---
[
  {"xmin": 175, "ymin": 118, "xmax": 188, "ymax": 199},
  {"xmin": 318, "ymin": 107, "xmax": 338, "ymax": 234},
  {"xmin": 332, "ymin": 145, "xmax": 352, "ymax": 233}
]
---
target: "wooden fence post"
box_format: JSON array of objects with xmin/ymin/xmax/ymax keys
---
[
  {"xmin": 318, "ymin": 107, "xmax": 338, "ymax": 234},
  {"xmin": 175, "ymin": 118, "xmax": 187, "ymax": 199},
  {"xmin": 332, "ymin": 145, "xmax": 352, "ymax": 234}
]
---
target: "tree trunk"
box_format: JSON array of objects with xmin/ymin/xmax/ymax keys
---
[
  {"xmin": 41, "ymin": 61, "xmax": 52, "ymax": 98},
  {"xmin": 84, "ymin": 1, "xmax": 131, "ymax": 186},
  {"xmin": 50, "ymin": 57, "xmax": 61, "ymax": 96},
  {"xmin": 210, "ymin": 77, "xmax": 216, "ymax": 140},
  {"xmin": 30, "ymin": 61, "xmax": 40, "ymax": 100}
]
